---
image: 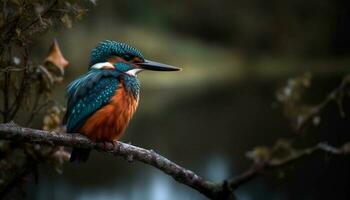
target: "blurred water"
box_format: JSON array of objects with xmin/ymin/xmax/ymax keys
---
[{"xmin": 30, "ymin": 157, "xmax": 233, "ymax": 200}]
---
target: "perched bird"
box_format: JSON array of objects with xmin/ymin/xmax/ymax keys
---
[{"xmin": 65, "ymin": 40, "xmax": 180, "ymax": 162}]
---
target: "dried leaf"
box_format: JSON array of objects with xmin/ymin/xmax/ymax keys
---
[
  {"xmin": 74, "ymin": 6, "xmax": 87, "ymax": 20},
  {"xmin": 276, "ymin": 72, "xmax": 314, "ymax": 130},
  {"xmin": 44, "ymin": 39, "xmax": 69, "ymax": 75},
  {"xmin": 51, "ymin": 147, "xmax": 70, "ymax": 174},
  {"xmin": 60, "ymin": 14, "xmax": 72, "ymax": 28},
  {"xmin": 271, "ymin": 139, "xmax": 296, "ymax": 160},
  {"xmin": 43, "ymin": 105, "xmax": 64, "ymax": 131},
  {"xmin": 246, "ymin": 146, "xmax": 271, "ymax": 163},
  {"xmin": 274, "ymin": 139, "xmax": 293, "ymax": 151}
]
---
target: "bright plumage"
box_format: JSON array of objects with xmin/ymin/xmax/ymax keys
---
[{"xmin": 65, "ymin": 40, "xmax": 180, "ymax": 162}]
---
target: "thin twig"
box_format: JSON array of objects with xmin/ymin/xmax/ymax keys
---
[
  {"xmin": 8, "ymin": 47, "xmax": 29, "ymax": 120},
  {"xmin": 227, "ymin": 142, "xmax": 349, "ymax": 190},
  {"xmin": 0, "ymin": 67, "xmax": 26, "ymax": 72},
  {"xmin": 298, "ymin": 75, "xmax": 350, "ymax": 131}
]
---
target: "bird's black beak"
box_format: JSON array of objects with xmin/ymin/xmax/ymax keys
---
[{"xmin": 137, "ymin": 59, "xmax": 181, "ymax": 71}]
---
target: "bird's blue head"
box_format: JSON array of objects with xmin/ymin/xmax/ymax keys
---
[{"xmin": 89, "ymin": 40, "xmax": 180, "ymax": 76}]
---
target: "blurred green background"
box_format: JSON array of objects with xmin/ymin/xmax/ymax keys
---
[{"xmin": 28, "ymin": 0, "xmax": 350, "ymax": 199}]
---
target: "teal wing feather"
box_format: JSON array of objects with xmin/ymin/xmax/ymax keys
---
[{"xmin": 65, "ymin": 70, "xmax": 120, "ymax": 132}]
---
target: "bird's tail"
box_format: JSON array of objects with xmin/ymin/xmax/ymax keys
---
[{"xmin": 70, "ymin": 148, "xmax": 91, "ymax": 162}]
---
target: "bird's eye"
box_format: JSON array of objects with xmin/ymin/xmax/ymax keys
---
[{"xmin": 123, "ymin": 54, "xmax": 134, "ymax": 61}]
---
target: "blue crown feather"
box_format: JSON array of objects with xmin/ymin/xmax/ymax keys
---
[{"xmin": 89, "ymin": 40, "xmax": 144, "ymax": 67}]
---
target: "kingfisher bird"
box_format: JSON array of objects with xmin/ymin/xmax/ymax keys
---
[{"xmin": 64, "ymin": 40, "xmax": 180, "ymax": 162}]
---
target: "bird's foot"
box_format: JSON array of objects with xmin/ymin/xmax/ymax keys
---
[
  {"xmin": 111, "ymin": 140, "xmax": 118, "ymax": 148},
  {"xmin": 99, "ymin": 142, "xmax": 107, "ymax": 151},
  {"xmin": 100, "ymin": 141, "xmax": 118, "ymax": 151},
  {"xmin": 99, "ymin": 141, "xmax": 112, "ymax": 151}
]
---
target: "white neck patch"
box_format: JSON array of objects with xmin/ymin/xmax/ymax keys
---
[
  {"xmin": 126, "ymin": 68, "xmax": 143, "ymax": 76},
  {"xmin": 90, "ymin": 62, "xmax": 114, "ymax": 70}
]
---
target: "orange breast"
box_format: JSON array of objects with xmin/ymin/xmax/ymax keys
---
[{"xmin": 79, "ymin": 83, "xmax": 138, "ymax": 142}]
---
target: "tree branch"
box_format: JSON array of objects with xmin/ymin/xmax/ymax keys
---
[
  {"xmin": 0, "ymin": 122, "xmax": 348, "ymax": 199},
  {"xmin": 8, "ymin": 47, "xmax": 29, "ymax": 120},
  {"xmin": 298, "ymin": 74, "xmax": 350, "ymax": 131},
  {"xmin": 0, "ymin": 122, "xmax": 236, "ymax": 200},
  {"xmin": 227, "ymin": 142, "xmax": 349, "ymax": 190}
]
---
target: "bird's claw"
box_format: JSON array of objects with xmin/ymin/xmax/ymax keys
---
[
  {"xmin": 100, "ymin": 141, "xmax": 118, "ymax": 151},
  {"xmin": 112, "ymin": 141, "xmax": 118, "ymax": 147},
  {"xmin": 99, "ymin": 142, "xmax": 107, "ymax": 151}
]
